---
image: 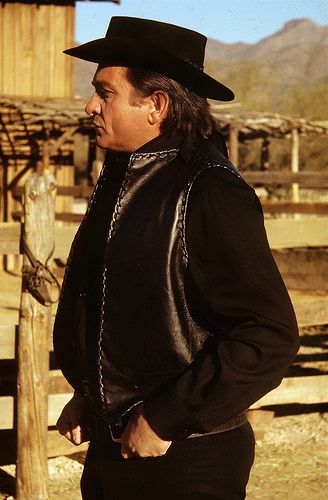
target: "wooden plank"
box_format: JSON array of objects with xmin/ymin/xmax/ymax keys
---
[
  {"xmin": 48, "ymin": 393, "xmax": 74, "ymax": 426},
  {"xmin": 0, "ymin": 370, "xmax": 73, "ymax": 397},
  {"xmin": 0, "ymin": 392, "xmax": 74, "ymax": 430},
  {"xmin": 250, "ymin": 375, "xmax": 328, "ymax": 408},
  {"xmin": 0, "ymin": 429, "xmax": 88, "ymax": 465},
  {"xmin": 0, "ymin": 222, "xmax": 21, "ymax": 254},
  {"xmin": 1, "ymin": 218, "xmax": 327, "ymax": 256},
  {"xmin": 49, "ymin": 370, "xmax": 73, "ymax": 394},
  {"xmin": 13, "ymin": 184, "xmax": 93, "ymax": 198},
  {"xmin": 0, "ymin": 324, "xmax": 16, "ymax": 359},
  {"xmin": 54, "ymin": 224, "xmax": 78, "ymax": 258},
  {"xmin": 243, "ymin": 171, "xmax": 328, "ymax": 188},
  {"xmin": 229, "ymin": 126, "xmax": 239, "ymax": 167},
  {"xmin": 265, "ymin": 218, "xmax": 328, "ymax": 248},
  {"xmin": 0, "ymin": 323, "xmax": 59, "ymax": 360},
  {"xmin": 261, "ymin": 201, "xmax": 328, "ymax": 215},
  {"xmin": 2, "ymin": 375, "xmax": 327, "ymax": 429},
  {"xmin": 273, "ymin": 248, "xmax": 328, "ymax": 292},
  {"xmin": 1, "ymin": 4, "xmax": 16, "ymax": 94},
  {"xmin": 47, "ymin": 428, "xmax": 88, "ymax": 458},
  {"xmin": 17, "ymin": 172, "xmax": 57, "ymax": 500},
  {"xmin": 290, "ymin": 292, "xmax": 328, "ymax": 327},
  {"xmin": 0, "ymin": 396, "xmax": 13, "ymax": 430},
  {"xmin": 0, "ymin": 222, "xmax": 78, "ymax": 257},
  {"xmin": 16, "ymin": 3, "xmax": 33, "ymax": 96},
  {"xmin": 12, "ymin": 211, "xmax": 84, "ymax": 224}
]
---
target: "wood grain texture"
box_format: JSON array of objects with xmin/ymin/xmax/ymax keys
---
[
  {"xmin": 250, "ymin": 375, "xmax": 328, "ymax": 408},
  {"xmin": 16, "ymin": 172, "xmax": 57, "ymax": 500},
  {"xmin": 0, "ymin": 3, "xmax": 74, "ymax": 97}
]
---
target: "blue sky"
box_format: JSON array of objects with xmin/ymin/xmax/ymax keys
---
[{"xmin": 76, "ymin": 0, "xmax": 327, "ymax": 44}]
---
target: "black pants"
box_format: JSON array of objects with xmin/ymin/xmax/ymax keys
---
[{"xmin": 81, "ymin": 416, "xmax": 255, "ymax": 500}]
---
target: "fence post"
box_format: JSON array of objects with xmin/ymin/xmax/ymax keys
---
[
  {"xmin": 291, "ymin": 128, "xmax": 300, "ymax": 202},
  {"xmin": 228, "ymin": 125, "xmax": 239, "ymax": 167},
  {"xmin": 16, "ymin": 170, "xmax": 57, "ymax": 500}
]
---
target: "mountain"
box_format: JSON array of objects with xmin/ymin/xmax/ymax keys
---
[
  {"xmin": 75, "ymin": 18, "xmax": 327, "ymax": 115},
  {"xmin": 205, "ymin": 18, "xmax": 327, "ymax": 87}
]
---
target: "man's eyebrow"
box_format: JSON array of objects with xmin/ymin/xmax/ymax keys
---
[{"xmin": 91, "ymin": 79, "xmax": 117, "ymax": 91}]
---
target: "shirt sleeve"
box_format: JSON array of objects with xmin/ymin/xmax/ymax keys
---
[{"xmin": 143, "ymin": 167, "xmax": 299, "ymax": 440}]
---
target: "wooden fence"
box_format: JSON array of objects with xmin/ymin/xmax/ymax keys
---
[{"xmin": 0, "ymin": 170, "xmax": 327, "ymax": 495}]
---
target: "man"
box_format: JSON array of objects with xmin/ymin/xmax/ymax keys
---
[{"xmin": 54, "ymin": 16, "xmax": 299, "ymax": 500}]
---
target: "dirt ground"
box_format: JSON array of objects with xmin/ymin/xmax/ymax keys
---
[{"xmin": 0, "ymin": 270, "xmax": 327, "ymax": 499}]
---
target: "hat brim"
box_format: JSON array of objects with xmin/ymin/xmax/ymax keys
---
[{"xmin": 64, "ymin": 37, "xmax": 234, "ymax": 101}]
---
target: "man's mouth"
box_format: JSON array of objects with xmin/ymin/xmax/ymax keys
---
[{"xmin": 93, "ymin": 123, "xmax": 103, "ymax": 135}]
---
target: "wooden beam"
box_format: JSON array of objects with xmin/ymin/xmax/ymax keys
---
[
  {"xmin": 272, "ymin": 248, "xmax": 328, "ymax": 292},
  {"xmin": 250, "ymin": 375, "xmax": 328, "ymax": 408},
  {"xmin": 291, "ymin": 128, "xmax": 300, "ymax": 202},
  {"xmin": 12, "ymin": 172, "xmax": 328, "ymax": 198},
  {"xmin": 0, "ymin": 371, "xmax": 73, "ymax": 397},
  {"xmin": 0, "ymin": 324, "xmax": 16, "ymax": 359},
  {"xmin": 0, "ymin": 222, "xmax": 79, "ymax": 256},
  {"xmin": 243, "ymin": 171, "xmax": 328, "ymax": 188},
  {"xmin": 0, "ymin": 222, "xmax": 21, "ymax": 254},
  {"xmin": 13, "ymin": 184, "xmax": 94, "ymax": 198},
  {"xmin": 290, "ymin": 292, "xmax": 328, "ymax": 327},
  {"xmin": 261, "ymin": 201, "xmax": 328, "ymax": 215},
  {"xmin": 12, "ymin": 210, "xmax": 84, "ymax": 223},
  {"xmin": 265, "ymin": 218, "xmax": 328, "ymax": 248},
  {"xmin": 0, "ymin": 392, "xmax": 74, "ymax": 430},
  {"xmin": 0, "ymin": 429, "xmax": 88, "ymax": 465},
  {"xmin": 0, "ymin": 396, "xmax": 13, "ymax": 430},
  {"xmin": 229, "ymin": 126, "xmax": 239, "ymax": 167},
  {"xmin": 47, "ymin": 429, "xmax": 88, "ymax": 458},
  {"xmin": 1, "ymin": 218, "xmax": 327, "ymax": 258},
  {"xmin": 54, "ymin": 224, "xmax": 78, "ymax": 258},
  {"xmin": 2, "ymin": 374, "xmax": 328, "ymax": 428},
  {"xmin": 48, "ymin": 370, "xmax": 73, "ymax": 394},
  {"xmin": 17, "ymin": 172, "xmax": 56, "ymax": 500}
]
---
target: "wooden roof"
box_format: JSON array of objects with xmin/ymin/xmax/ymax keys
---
[
  {"xmin": 211, "ymin": 109, "xmax": 328, "ymax": 140},
  {"xmin": 1, "ymin": 96, "xmax": 327, "ymax": 138}
]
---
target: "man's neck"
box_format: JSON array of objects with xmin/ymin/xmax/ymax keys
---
[{"xmin": 136, "ymin": 132, "xmax": 185, "ymax": 154}]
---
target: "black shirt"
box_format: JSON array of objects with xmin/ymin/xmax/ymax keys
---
[{"xmin": 76, "ymin": 133, "xmax": 299, "ymax": 436}]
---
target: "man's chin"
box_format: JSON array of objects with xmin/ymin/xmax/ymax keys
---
[{"xmin": 95, "ymin": 136, "xmax": 111, "ymax": 150}]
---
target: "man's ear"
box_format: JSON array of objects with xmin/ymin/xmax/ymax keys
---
[{"xmin": 148, "ymin": 91, "xmax": 169, "ymax": 125}]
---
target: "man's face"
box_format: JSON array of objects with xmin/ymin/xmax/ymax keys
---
[{"xmin": 85, "ymin": 66, "xmax": 158, "ymax": 152}]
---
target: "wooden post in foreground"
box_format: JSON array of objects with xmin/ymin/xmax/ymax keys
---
[
  {"xmin": 229, "ymin": 125, "xmax": 239, "ymax": 167},
  {"xmin": 16, "ymin": 169, "xmax": 57, "ymax": 500}
]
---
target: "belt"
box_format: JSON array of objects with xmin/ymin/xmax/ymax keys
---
[
  {"xmin": 105, "ymin": 411, "xmax": 247, "ymax": 443},
  {"xmin": 187, "ymin": 412, "xmax": 247, "ymax": 438},
  {"xmin": 82, "ymin": 379, "xmax": 247, "ymax": 442},
  {"xmin": 82, "ymin": 379, "xmax": 141, "ymax": 443}
]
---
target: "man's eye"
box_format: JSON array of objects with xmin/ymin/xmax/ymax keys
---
[{"xmin": 98, "ymin": 90, "xmax": 112, "ymax": 99}]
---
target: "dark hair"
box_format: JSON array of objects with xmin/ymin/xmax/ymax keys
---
[{"xmin": 126, "ymin": 67, "xmax": 220, "ymax": 138}]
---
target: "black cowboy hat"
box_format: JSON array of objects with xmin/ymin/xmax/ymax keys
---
[{"xmin": 64, "ymin": 16, "xmax": 234, "ymax": 101}]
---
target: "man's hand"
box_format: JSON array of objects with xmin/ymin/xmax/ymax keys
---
[
  {"xmin": 56, "ymin": 392, "xmax": 90, "ymax": 446},
  {"xmin": 121, "ymin": 405, "xmax": 172, "ymax": 459}
]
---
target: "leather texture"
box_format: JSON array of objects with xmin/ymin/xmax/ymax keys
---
[{"xmin": 53, "ymin": 137, "xmax": 241, "ymax": 423}]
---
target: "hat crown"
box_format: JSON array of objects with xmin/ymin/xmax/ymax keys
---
[
  {"xmin": 106, "ymin": 16, "xmax": 206, "ymax": 69},
  {"xmin": 63, "ymin": 16, "xmax": 234, "ymax": 101}
]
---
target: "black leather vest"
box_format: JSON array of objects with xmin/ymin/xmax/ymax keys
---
[{"xmin": 53, "ymin": 137, "xmax": 240, "ymax": 422}]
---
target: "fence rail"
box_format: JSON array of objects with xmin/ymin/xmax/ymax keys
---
[{"xmin": 1, "ymin": 217, "xmax": 327, "ymax": 256}]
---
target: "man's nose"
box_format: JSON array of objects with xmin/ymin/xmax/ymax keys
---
[{"xmin": 85, "ymin": 93, "xmax": 101, "ymax": 116}]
